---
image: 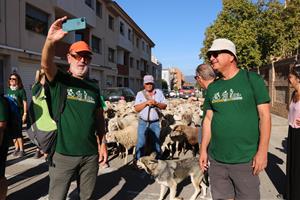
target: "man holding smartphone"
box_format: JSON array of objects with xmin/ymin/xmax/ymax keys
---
[{"xmin": 41, "ymin": 16, "xmax": 107, "ymax": 200}]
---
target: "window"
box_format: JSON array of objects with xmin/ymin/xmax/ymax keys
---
[
  {"xmin": 108, "ymin": 48, "xmax": 115, "ymax": 62},
  {"xmin": 128, "ymin": 29, "xmax": 132, "ymax": 41},
  {"xmin": 136, "ymin": 60, "xmax": 140, "ymax": 70},
  {"xmin": 92, "ymin": 35, "xmax": 102, "ymax": 54},
  {"xmin": 96, "ymin": 1, "xmax": 102, "ymax": 18},
  {"xmin": 130, "ymin": 57, "xmax": 134, "ymax": 68},
  {"xmin": 75, "ymin": 32, "xmax": 84, "ymax": 41},
  {"xmin": 108, "ymin": 15, "xmax": 114, "ymax": 30},
  {"xmin": 136, "ymin": 38, "xmax": 140, "ymax": 48},
  {"xmin": 120, "ymin": 22, "xmax": 124, "ymax": 35},
  {"xmin": 25, "ymin": 4, "xmax": 49, "ymax": 35},
  {"xmin": 85, "ymin": 0, "xmax": 94, "ymax": 9},
  {"xmin": 142, "ymin": 41, "xmax": 145, "ymax": 51}
]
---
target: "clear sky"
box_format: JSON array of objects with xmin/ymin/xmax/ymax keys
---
[{"xmin": 114, "ymin": 0, "xmax": 223, "ymax": 76}]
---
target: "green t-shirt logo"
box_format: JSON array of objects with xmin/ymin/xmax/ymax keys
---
[{"xmin": 67, "ymin": 88, "xmax": 96, "ymax": 104}]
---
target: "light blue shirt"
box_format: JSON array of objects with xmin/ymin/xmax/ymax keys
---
[{"xmin": 134, "ymin": 89, "xmax": 167, "ymax": 121}]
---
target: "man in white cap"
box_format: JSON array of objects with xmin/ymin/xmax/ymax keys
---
[
  {"xmin": 134, "ymin": 75, "xmax": 167, "ymax": 162},
  {"xmin": 199, "ymin": 38, "xmax": 271, "ymax": 199}
]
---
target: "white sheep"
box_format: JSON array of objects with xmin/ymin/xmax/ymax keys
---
[{"xmin": 106, "ymin": 121, "xmax": 138, "ymax": 164}]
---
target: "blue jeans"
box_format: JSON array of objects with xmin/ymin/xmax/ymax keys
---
[{"xmin": 135, "ymin": 119, "xmax": 161, "ymax": 160}]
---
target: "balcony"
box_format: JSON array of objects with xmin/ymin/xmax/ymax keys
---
[{"xmin": 117, "ymin": 64, "xmax": 129, "ymax": 76}]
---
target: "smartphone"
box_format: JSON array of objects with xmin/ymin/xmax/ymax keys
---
[{"xmin": 62, "ymin": 17, "xmax": 86, "ymax": 32}]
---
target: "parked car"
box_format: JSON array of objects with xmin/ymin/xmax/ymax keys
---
[
  {"xmin": 179, "ymin": 85, "xmax": 195, "ymax": 99},
  {"xmin": 162, "ymin": 89, "xmax": 169, "ymax": 98},
  {"xmin": 102, "ymin": 87, "xmax": 135, "ymax": 102},
  {"xmin": 169, "ymin": 90, "xmax": 178, "ymax": 98}
]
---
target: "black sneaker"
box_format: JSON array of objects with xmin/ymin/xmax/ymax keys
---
[
  {"xmin": 12, "ymin": 149, "xmax": 19, "ymax": 157},
  {"xmin": 18, "ymin": 150, "xmax": 25, "ymax": 157}
]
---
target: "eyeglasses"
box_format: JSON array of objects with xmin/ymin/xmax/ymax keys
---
[
  {"xmin": 208, "ymin": 50, "xmax": 230, "ymax": 59},
  {"xmin": 9, "ymin": 77, "xmax": 17, "ymax": 81},
  {"xmin": 144, "ymin": 83, "xmax": 153, "ymax": 85},
  {"xmin": 70, "ymin": 53, "xmax": 92, "ymax": 62}
]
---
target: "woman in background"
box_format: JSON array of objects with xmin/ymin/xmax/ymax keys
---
[
  {"xmin": 7, "ymin": 72, "xmax": 27, "ymax": 157},
  {"xmin": 286, "ymin": 67, "xmax": 300, "ymax": 200}
]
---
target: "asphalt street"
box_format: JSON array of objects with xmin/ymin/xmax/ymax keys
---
[{"xmin": 5, "ymin": 114, "xmax": 287, "ymax": 200}]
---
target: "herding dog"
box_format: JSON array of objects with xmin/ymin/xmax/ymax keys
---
[{"xmin": 137, "ymin": 153, "xmax": 208, "ymax": 200}]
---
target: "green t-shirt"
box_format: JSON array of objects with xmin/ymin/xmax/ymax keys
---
[
  {"xmin": 6, "ymin": 88, "xmax": 27, "ymax": 115},
  {"xmin": 203, "ymin": 69, "xmax": 270, "ymax": 164},
  {"xmin": 49, "ymin": 70, "xmax": 102, "ymax": 156},
  {"xmin": 0, "ymin": 97, "xmax": 8, "ymax": 147}
]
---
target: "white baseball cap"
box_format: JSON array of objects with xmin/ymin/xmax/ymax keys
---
[
  {"xmin": 143, "ymin": 75, "xmax": 154, "ymax": 84},
  {"xmin": 207, "ymin": 38, "xmax": 237, "ymax": 60}
]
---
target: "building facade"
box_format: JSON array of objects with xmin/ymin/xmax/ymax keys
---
[{"xmin": 0, "ymin": 0, "xmax": 160, "ymax": 97}]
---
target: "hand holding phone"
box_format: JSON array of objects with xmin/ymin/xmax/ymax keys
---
[{"xmin": 62, "ymin": 17, "xmax": 86, "ymax": 32}]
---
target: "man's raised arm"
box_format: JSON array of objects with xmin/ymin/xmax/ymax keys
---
[{"xmin": 41, "ymin": 16, "xmax": 68, "ymax": 81}]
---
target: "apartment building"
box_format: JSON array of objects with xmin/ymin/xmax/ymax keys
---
[
  {"xmin": 169, "ymin": 67, "xmax": 184, "ymax": 90},
  {"xmin": 0, "ymin": 0, "xmax": 159, "ymax": 97}
]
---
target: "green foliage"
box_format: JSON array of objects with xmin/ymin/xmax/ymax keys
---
[
  {"xmin": 200, "ymin": 0, "xmax": 300, "ymax": 69},
  {"xmin": 161, "ymin": 79, "xmax": 168, "ymax": 89}
]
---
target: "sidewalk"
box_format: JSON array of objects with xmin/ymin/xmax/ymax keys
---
[{"xmin": 5, "ymin": 114, "xmax": 288, "ymax": 200}]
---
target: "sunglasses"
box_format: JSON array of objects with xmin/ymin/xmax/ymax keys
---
[
  {"xmin": 9, "ymin": 77, "xmax": 17, "ymax": 81},
  {"xmin": 208, "ymin": 50, "xmax": 231, "ymax": 59},
  {"xmin": 70, "ymin": 53, "xmax": 92, "ymax": 62},
  {"xmin": 144, "ymin": 83, "xmax": 153, "ymax": 85}
]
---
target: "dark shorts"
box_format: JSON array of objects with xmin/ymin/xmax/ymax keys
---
[
  {"xmin": 208, "ymin": 157, "xmax": 260, "ymax": 200},
  {"xmin": 10, "ymin": 129, "xmax": 23, "ymax": 139},
  {"xmin": 0, "ymin": 144, "xmax": 8, "ymax": 177}
]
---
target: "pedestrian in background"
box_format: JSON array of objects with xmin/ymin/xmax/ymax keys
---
[
  {"xmin": 7, "ymin": 72, "xmax": 27, "ymax": 157},
  {"xmin": 0, "ymin": 95, "xmax": 9, "ymax": 200},
  {"xmin": 285, "ymin": 67, "xmax": 300, "ymax": 200},
  {"xmin": 199, "ymin": 38, "xmax": 271, "ymax": 199},
  {"xmin": 134, "ymin": 75, "xmax": 167, "ymax": 163},
  {"xmin": 194, "ymin": 63, "xmax": 215, "ymax": 144},
  {"xmin": 41, "ymin": 16, "xmax": 107, "ymax": 199}
]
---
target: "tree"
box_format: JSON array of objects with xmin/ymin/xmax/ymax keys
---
[
  {"xmin": 161, "ymin": 79, "xmax": 168, "ymax": 90},
  {"xmin": 200, "ymin": 0, "xmax": 300, "ymax": 69},
  {"xmin": 200, "ymin": 0, "xmax": 261, "ymax": 69}
]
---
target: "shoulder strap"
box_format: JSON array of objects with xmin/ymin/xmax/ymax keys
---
[
  {"xmin": 246, "ymin": 71, "xmax": 257, "ymax": 105},
  {"xmin": 47, "ymin": 84, "xmax": 67, "ymax": 167},
  {"xmin": 141, "ymin": 89, "xmax": 164, "ymax": 120}
]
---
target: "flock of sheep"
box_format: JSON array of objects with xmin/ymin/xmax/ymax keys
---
[{"xmin": 104, "ymin": 97, "xmax": 204, "ymax": 164}]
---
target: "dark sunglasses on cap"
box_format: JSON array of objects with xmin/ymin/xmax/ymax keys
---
[
  {"xmin": 207, "ymin": 50, "xmax": 232, "ymax": 59},
  {"xmin": 70, "ymin": 53, "xmax": 92, "ymax": 62}
]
